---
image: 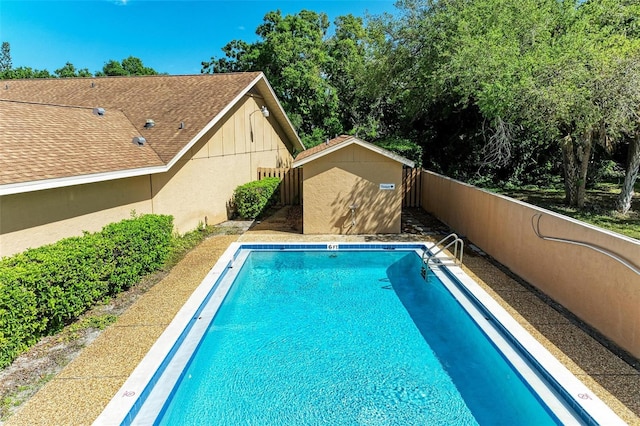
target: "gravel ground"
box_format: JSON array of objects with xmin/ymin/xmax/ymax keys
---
[{"xmin": 1, "ymin": 207, "xmax": 639, "ymax": 425}]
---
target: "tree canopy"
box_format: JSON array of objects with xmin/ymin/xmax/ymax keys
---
[
  {"xmin": 55, "ymin": 62, "xmax": 92, "ymax": 78},
  {"xmin": 203, "ymin": 10, "xmax": 343, "ymax": 146},
  {"xmin": 0, "ymin": 42, "xmax": 11, "ymax": 72},
  {"xmin": 358, "ymin": 0, "xmax": 640, "ymax": 208},
  {"xmin": 95, "ymin": 56, "xmax": 159, "ymax": 77},
  {"xmin": 0, "ymin": 43, "xmax": 160, "ymax": 80},
  {"xmin": 199, "ymin": 1, "xmax": 638, "ymax": 211}
]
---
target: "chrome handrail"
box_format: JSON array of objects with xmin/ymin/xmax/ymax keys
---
[
  {"xmin": 421, "ymin": 233, "xmax": 464, "ymax": 279},
  {"xmin": 532, "ymin": 213, "xmax": 640, "ymax": 276}
]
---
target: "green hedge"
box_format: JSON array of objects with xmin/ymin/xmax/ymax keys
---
[
  {"xmin": 0, "ymin": 269, "xmax": 42, "ymax": 368},
  {"xmin": 233, "ymin": 177, "xmax": 281, "ymax": 219},
  {"xmin": 0, "ymin": 214, "xmax": 173, "ymax": 368},
  {"xmin": 101, "ymin": 215, "xmax": 173, "ymax": 292}
]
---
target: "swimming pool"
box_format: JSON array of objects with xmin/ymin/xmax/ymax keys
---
[{"xmin": 95, "ymin": 243, "xmax": 624, "ymax": 425}]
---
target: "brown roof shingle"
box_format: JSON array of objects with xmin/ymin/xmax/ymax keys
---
[
  {"xmin": 0, "ymin": 72, "xmax": 269, "ymax": 187},
  {"xmin": 0, "ymin": 100, "xmax": 164, "ymax": 185},
  {"xmin": 294, "ymin": 134, "xmax": 352, "ymax": 162}
]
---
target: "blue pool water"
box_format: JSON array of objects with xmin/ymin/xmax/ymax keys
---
[{"xmin": 153, "ymin": 250, "xmax": 563, "ymax": 425}]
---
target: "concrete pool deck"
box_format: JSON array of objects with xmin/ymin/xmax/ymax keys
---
[{"xmin": 3, "ymin": 207, "xmax": 640, "ymax": 425}]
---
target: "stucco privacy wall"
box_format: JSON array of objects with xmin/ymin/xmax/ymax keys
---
[
  {"xmin": 0, "ymin": 96, "xmax": 293, "ymax": 257},
  {"xmin": 303, "ymin": 144, "xmax": 403, "ymax": 234},
  {"xmin": 421, "ymin": 170, "xmax": 640, "ymax": 358},
  {"xmin": 152, "ymin": 95, "xmax": 292, "ymax": 233}
]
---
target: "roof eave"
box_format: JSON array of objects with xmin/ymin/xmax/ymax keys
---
[
  {"xmin": 254, "ymin": 75, "xmax": 304, "ymax": 152},
  {"xmin": 292, "ymin": 136, "xmax": 415, "ymax": 168},
  {"xmin": 0, "ymin": 165, "xmax": 167, "ymax": 196},
  {"xmin": 164, "ymin": 72, "xmax": 303, "ymax": 171}
]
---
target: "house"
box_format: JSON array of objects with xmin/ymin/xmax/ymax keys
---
[
  {"xmin": 0, "ymin": 72, "xmax": 303, "ymax": 257},
  {"xmin": 292, "ymin": 135, "xmax": 414, "ymax": 234}
]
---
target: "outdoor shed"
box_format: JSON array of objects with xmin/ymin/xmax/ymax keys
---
[{"xmin": 292, "ymin": 135, "xmax": 414, "ymax": 234}]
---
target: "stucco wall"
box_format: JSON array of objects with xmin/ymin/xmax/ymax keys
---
[
  {"xmin": 152, "ymin": 96, "xmax": 293, "ymax": 233},
  {"xmin": 302, "ymin": 145, "xmax": 403, "ymax": 234},
  {"xmin": 421, "ymin": 170, "xmax": 640, "ymax": 358},
  {"xmin": 0, "ymin": 176, "xmax": 153, "ymax": 257},
  {"xmin": 0, "ymin": 96, "xmax": 294, "ymax": 256}
]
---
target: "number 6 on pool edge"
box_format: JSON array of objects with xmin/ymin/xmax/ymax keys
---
[{"xmin": 327, "ymin": 244, "xmax": 339, "ymax": 250}]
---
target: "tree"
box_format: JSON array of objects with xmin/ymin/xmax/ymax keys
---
[
  {"xmin": 378, "ymin": 0, "xmax": 640, "ymax": 208},
  {"xmin": 0, "ymin": 42, "xmax": 11, "ymax": 72},
  {"xmin": 96, "ymin": 56, "xmax": 158, "ymax": 76},
  {"xmin": 579, "ymin": 0, "xmax": 640, "ymax": 214},
  {"xmin": 544, "ymin": 0, "xmax": 640, "ymax": 208},
  {"xmin": 201, "ymin": 40, "xmax": 258, "ymax": 74},
  {"xmin": 326, "ymin": 15, "xmax": 369, "ymax": 135},
  {"xmin": 617, "ymin": 133, "xmax": 640, "ymax": 214},
  {"xmin": 366, "ymin": 0, "xmax": 568, "ymax": 182},
  {"xmin": 375, "ymin": 137, "xmax": 423, "ymax": 167},
  {"xmin": 55, "ymin": 62, "xmax": 92, "ymax": 78},
  {"xmin": 202, "ymin": 10, "xmax": 343, "ymax": 147},
  {"xmin": 121, "ymin": 56, "xmax": 158, "ymax": 76},
  {"xmin": 55, "ymin": 62, "xmax": 77, "ymax": 78},
  {"xmin": 0, "ymin": 42, "xmax": 93, "ymax": 79},
  {"xmin": 0, "ymin": 48, "xmax": 157, "ymax": 80},
  {"xmin": 1, "ymin": 66, "xmax": 53, "ymax": 79},
  {"xmin": 97, "ymin": 60, "xmax": 126, "ymax": 76},
  {"xmin": 257, "ymin": 9, "xmax": 342, "ymax": 146}
]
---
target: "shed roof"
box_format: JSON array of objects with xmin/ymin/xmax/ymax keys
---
[
  {"xmin": 292, "ymin": 135, "xmax": 415, "ymax": 168},
  {"xmin": 0, "ymin": 72, "xmax": 303, "ymax": 195}
]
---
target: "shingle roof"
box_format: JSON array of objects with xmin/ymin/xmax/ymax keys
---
[
  {"xmin": 0, "ymin": 100, "xmax": 164, "ymax": 185},
  {"xmin": 0, "ymin": 72, "xmax": 302, "ymax": 193},
  {"xmin": 294, "ymin": 134, "xmax": 352, "ymax": 162},
  {"xmin": 292, "ymin": 135, "xmax": 415, "ymax": 168}
]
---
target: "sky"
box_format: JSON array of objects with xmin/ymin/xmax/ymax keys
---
[{"xmin": 0, "ymin": 0, "xmax": 398, "ymax": 75}]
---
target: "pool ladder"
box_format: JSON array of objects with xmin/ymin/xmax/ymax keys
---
[{"xmin": 421, "ymin": 233, "xmax": 464, "ymax": 279}]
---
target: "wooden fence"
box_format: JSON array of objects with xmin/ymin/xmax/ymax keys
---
[
  {"xmin": 258, "ymin": 167, "xmax": 303, "ymax": 205},
  {"xmin": 402, "ymin": 167, "xmax": 422, "ymax": 208},
  {"xmin": 258, "ymin": 167, "xmax": 422, "ymax": 207}
]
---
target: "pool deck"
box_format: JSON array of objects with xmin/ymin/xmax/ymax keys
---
[{"xmin": 3, "ymin": 207, "xmax": 640, "ymax": 425}]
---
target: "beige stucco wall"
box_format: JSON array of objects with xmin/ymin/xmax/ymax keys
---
[
  {"xmin": 421, "ymin": 170, "xmax": 640, "ymax": 358},
  {"xmin": 151, "ymin": 95, "xmax": 293, "ymax": 233},
  {"xmin": 0, "ymin": 177, "xmax": 153, "ymax": 257},
  {"xmin": 0, "ymin": 96, "xmax": 294, "ymax": 257},
  {"xmin": 302, "ymin": 144, "xmax": 403, "ymax": 234}
]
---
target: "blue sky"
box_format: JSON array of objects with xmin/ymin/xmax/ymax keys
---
[{"xmin": 0, "ymin": 0, "xmax": 397, "ymax": 75}]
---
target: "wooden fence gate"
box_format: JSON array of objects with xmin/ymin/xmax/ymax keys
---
[
  {"xmin": 257, "ymin": 167, "xmax": 303, "ymax": 205},
  {"xmin": 402, "ymin": 167, "xmax": 422, "ymax": 208},
  {"xmin": 258, "ymin": 167, "xmax": 421, "ymax": 207}
]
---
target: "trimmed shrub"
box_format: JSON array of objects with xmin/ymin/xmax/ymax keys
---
[
  {"xmin": 233, "ymin": 177, "xmax": 281, "ymax": 219},
  {"xmin": 102, "ymin": 214, "xmax": 174, "ymax": 292},
  {"xmin": 0, "ymin": 269, "xmax": 42, "ymax": 368},
  {"xmin": 1, "ymin": 234, "xmax": 114, "ymax": 333},
  {"xmin": 0, "ymin": 214, "xmax": 173, "ymax": 368}
]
